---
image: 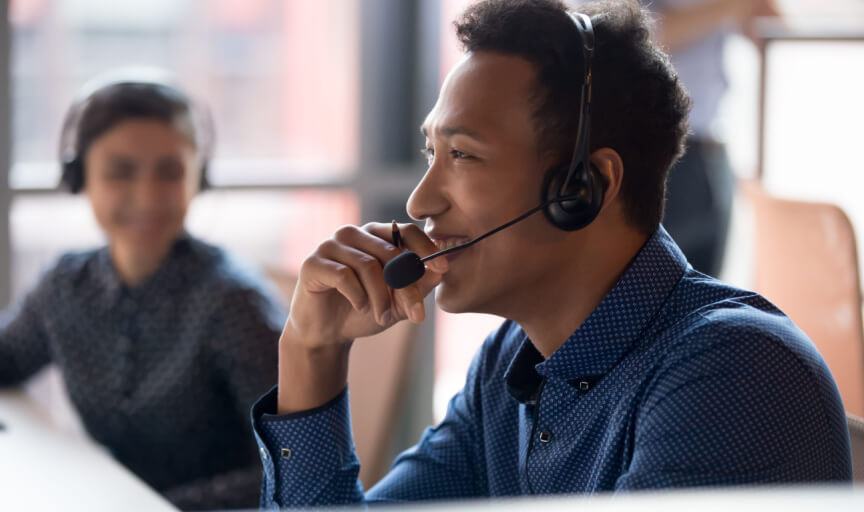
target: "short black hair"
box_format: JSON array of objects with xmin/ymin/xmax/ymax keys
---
[
  {"xmin": 454, "ymin": 0, "xmax": 691, "ymax": 233},
  {"xmin": 59, "ymin": 81, "xmax": 213, "ymax": 193}
]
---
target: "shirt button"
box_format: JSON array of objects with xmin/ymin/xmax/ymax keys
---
[
  {"xmin": 281, "ymin": 448, "xmax": 292, "ymax": 460},
  {"xmin": 539, "ymin": 430, "xmax": 552, "ymax": 443},
  {"xmin": 259, "ymin": 447, "xmax": 268, "ymax": 460}
]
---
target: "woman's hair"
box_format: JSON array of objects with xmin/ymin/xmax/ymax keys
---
[{"xmin": 58, "ymin": 79, "xmax": 214, "ymax": 193}]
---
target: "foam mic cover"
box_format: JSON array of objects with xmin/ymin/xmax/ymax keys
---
[{"xmin": 383, "ymin": 251, "xmax": 426, "ymax": 289}]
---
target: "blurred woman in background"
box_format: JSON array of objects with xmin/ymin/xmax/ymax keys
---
[{"xmin": 0, "ymin": 75, "xmax": 285, "ymax": 510}]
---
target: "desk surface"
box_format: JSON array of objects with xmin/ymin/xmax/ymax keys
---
[
  {"xmin": 0, "ymin": 390, "xmax": 176, "ymax": 512},
  {"xmin": 400, "ymin": 487, "xmax": 864, "ymax": 512}
]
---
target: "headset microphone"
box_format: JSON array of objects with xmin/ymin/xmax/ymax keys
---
[
  {"xmin": 383, "ymin": 195, "xmax": 576, "ymax": 289},
  {"xmin": 384, "ymin": 11, "xmax": 601, "ymax": 290}
]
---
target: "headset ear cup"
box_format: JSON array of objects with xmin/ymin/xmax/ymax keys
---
[
  {"xmin": 542, "ymin": 162, "xmax": 606, "ymax": 231},
  {"xmin": 198, "ymin": 162, "xmax": 210, "ymax": 191},
  {"xmin": 60, "ymin": 158, "xmax": 85, "ymax": 194}
]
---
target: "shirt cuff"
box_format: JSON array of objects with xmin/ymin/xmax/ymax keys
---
[{"xmin": 250, "ymin": 386, "xmax": 359, "ymax": 508}]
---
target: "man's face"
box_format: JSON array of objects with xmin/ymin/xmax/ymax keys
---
[
  {"xmin": 409, "ymin": 51, "xmax": 570, "ymax": 316},
  {"xmin": 84, "ymin": 118, "xmax": 200, "ymax": 261}
]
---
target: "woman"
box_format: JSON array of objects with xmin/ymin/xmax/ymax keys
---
[{"xmin": 0, "ymin": 77, "xmax": 284, "ymax": 510}]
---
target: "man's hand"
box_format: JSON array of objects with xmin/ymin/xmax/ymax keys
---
[{"xmin": 276, "ymin": 222, "xmax": 448, "ymax": 414}]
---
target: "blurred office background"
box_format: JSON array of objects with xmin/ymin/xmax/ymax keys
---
[{"xmin": 0, "ymin": 0, "xmax": 863, "ymax": 469}]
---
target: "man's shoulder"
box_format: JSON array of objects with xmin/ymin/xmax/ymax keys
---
[
  {"xmin": 653, "ymin": 271, "xmax": 832, "ymax": 388},
  {"xmin": 630, "ymin": 273, "xmax": 851, "ymax": 483},
  {"xmin": 670, "ymin": 272, "xmax": 808, "ymax": 345}
]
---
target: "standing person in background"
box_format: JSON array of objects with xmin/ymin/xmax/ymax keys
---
[
  {"xmin": 0, "ymin": 76, "xmax": 285, "ymax": 510},
  {"xmin": 642, "ymin": 0, "xmax": 780, "ymax": 277}
]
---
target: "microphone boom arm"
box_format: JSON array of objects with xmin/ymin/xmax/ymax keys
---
[{"xmin": 420, "ymin": 197, "xmax": 558, "ymax": 263}]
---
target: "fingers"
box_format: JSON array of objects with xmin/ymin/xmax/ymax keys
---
[
  {"xmin": 309, "ymin": 224, "xmax": 433, "ymax": 325},
  {"xmin": 363, "ymin": 222, "xmax": 448, "ymax": 323},
  {"xmin": 334, "ymin": 224, "xmax": 402, "ymax": 261},
  {"xmin": 393, "ymin": 223, "xmax": 447, "ymax": 323},
  {"xmin": 397, "ymin": 223, "xmax": 450, "ymax": 274},
  {"xmin": 366, "ymin": 222, "xmax": 449, "ymax": 274},
  {"xmin": 389, "ymin": 281, "xmax": 425, "ymax": 324},
  {"xmin": 314, "ymin": 240, "xmax": 393, "ymax": 325},
  {"xmin": 301, "ymin": 223, "xmax": 446, "ymax": 328}
]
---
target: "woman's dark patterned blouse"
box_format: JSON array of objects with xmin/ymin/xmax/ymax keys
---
[{"xmin": 0, "ymin": 234, "xmax": 286, "ymax": 510}]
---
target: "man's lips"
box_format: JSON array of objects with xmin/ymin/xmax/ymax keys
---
[{"xmin": 430, "ymin": 237, "xmax": 473, "ymax": 252}]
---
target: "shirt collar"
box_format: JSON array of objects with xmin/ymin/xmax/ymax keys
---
[
  {"xmin": 505, "ymin": 226, "xmax": 688, "ymax": 402},
  {"xmin": 94, "ymin": 246, "xmax": 123, "ymax": 302},
  {"xmin": 94, "ymin": 232, "xmax": 194, "ymax": 304}
]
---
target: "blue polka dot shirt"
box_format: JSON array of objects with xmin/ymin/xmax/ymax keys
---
[
  {"xmin": 251, "ymin": 227, "xmax": 852, "ymax": 508},
  {"xmin": 0, "ymin": 234, "xmax": 286, "ymax": 510}
]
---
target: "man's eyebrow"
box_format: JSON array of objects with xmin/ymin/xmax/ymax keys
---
[{"xmin": 420, "ymin": 124, "xmax": 486, "ymax": 142}]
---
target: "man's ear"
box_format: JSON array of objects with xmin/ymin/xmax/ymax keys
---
[{"xmin": 590, "ymin": 147, "xmax": 624, "ymax": 216}]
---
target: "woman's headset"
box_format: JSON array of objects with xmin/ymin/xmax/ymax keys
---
[{"xmin": 58, "ymin": 73, "xmax": 215, "ymax": 194}]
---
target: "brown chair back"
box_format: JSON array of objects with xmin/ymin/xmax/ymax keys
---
[
  {"xmin": 743, "ymin": 182, "xmax": 864, "ymax": 417},
  {"xmin": 849, "ymin": 413, "xmax": 864, "ymax": 482},
  {"xmin": 265, "ymin": 269, "xmax": 417, "ymax": 488}
]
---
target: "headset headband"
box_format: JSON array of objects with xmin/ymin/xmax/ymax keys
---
[
  {"xmin": 59, "ymin": 71, "xmax": 215, "ymax": 173},
  {"xmin": 561, "ymin": 12, "xmax": 595, "ymax": 194}
]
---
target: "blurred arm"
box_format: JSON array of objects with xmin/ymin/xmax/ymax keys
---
[
  {"xmin": 0, "ymin": 276, "xmax": 53, "ymax": 386},
  {"xmin": 177, "ymin": 285, "xmax": 285, "ymax": 509},
  {"xmin": 648, "ymin": 0, "xmax": 780, "ymax": 52}
]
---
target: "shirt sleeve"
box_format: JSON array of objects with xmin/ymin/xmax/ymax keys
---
[
  {"xmin": 0, "ymin": 270, "xmax": 54, "ymax": 386},
  {"xmin": 615, "ymin": 322, "xmax": 853, "ymax": 489},
  {"xmin": 252, "ymin": 336, "xmax": 488, "ymax": 509},
  {"xmin": 253, "ymin": 386, "xmax": 365, "ymax": 508}
]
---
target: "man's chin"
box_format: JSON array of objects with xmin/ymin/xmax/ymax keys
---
[{"xmin": 434, "ymin": 284, "xmax": 482, "ymax": 315}]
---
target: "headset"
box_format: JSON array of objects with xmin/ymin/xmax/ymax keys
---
[
  {"xmin": 542, "ymin": 11, "xmax": 605, "ymax": 232},
  {"xmin": 384, "ymin": 11, "xmax": 608, "ymax": 289},
  {"xmin": 58, "ymin": 74, "xmax": 215, "ymax": 194}
]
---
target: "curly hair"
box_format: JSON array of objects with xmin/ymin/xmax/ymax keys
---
[{"xmin": 454, "ymin": 0, "xmax": 691, "ymax": 233}]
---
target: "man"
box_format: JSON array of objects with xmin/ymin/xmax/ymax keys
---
[{"xmin": 252, "ymin": 0, "xmax": 851, "ymax": 507}]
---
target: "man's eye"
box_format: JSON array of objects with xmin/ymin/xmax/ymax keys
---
[{"xmin": 420, "ymin": 147, "xmax": 473, "ymax": 164}]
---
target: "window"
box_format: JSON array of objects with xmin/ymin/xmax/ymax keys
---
[{"xmin": 8, "ymin": 0, "xmax": 361, "ymax": 296}]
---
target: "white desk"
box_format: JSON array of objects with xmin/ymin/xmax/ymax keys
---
[
  {"xmin": 0, "ymin": 390, "xmax": 177, "ymax": 511},
  {"xmin": 375, "ymin": 487, "xmax": 864, "ymax": 512}
]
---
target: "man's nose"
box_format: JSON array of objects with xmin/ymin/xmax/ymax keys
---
[{"xmin": 406, "ymin": 164, "xmax": 450, "ymax": 221}]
